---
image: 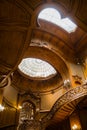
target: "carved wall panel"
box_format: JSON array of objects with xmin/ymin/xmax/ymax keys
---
[
  {"xmin": 76, "ymin": 0, "xmax": 87, "ymax": 25},
  {"xmin": 0, "ymin": 98, "xmax": 17, "ymax": 129}
]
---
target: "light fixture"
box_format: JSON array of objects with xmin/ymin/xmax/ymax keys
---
[
  {"xmin": 0, "ymin": 104, "xmax": 4, "ymax": 111},
  {"xmin": 18, "ymin": 105, "xmax": 22, "ymax": 109},
  {"xmin": 72, "ymin": 124, "xmax": 78, "ymax": 130},
  {"xmin": 64, "ymin": 79, "xmax": 70, "ymax": 88}
]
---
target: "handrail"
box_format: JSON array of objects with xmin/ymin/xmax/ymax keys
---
[{"xmin": 42, "ymin": 83, "xmax": 87, "ymax": 123}]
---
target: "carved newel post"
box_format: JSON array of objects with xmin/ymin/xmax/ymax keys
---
[{"xmin": 17, "ymin": 101, "xmax": 41, "ymax": 130}]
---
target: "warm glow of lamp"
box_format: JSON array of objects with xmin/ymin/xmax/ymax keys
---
[
  {"xmin": 18, "ymin": 105, "xmax": 22, "ymax": 109},
  {"xmin": 0, "ymin": 104, "xmax": 4, "ymax": 111},
  {"xmin": 72, "ymin": 124, "xmax": 78, "ymax": 130},
  {"xmin": 64, "ymin": 79, "xmax": 70, "ymax": 88}
]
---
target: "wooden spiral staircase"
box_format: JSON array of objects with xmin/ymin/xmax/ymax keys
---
[{"xmin": 41, "ymin": 83, "xmax": 87, "ymax": 129}]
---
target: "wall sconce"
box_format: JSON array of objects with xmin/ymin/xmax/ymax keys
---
[
  {"xmin": 18, "ymin": 105, "xmax": 22, "ymax": 109},
  {"xmin": 72, "ymin": 124, "xmax": 81, "ymax": 130},
  {"xmin": 72, "ymin": 124, "xmax": 77, "ymax": 130},
  {"xmin": 63, "ymin": 79, "xmax": 70, "ymax": 89},
  {"xmin": 0, "ymin": 104, "xmax": 4, "ymax": 111}
]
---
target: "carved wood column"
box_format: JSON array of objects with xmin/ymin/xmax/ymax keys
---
[{"xmin": 17, "ymin": 101, "xmax": 41, "ymax": 130}]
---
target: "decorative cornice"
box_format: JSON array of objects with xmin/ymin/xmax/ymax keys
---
[{"xmin": 20, "ymin": 91, "xmax": 40, "ymax": 100}]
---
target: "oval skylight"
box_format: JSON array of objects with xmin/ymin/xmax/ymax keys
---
[
  {"xmin": 38, "ymin": 8, "xmax": 77, "ymax": 33},
  {"xmin": 18, "ymin": 58, "xmax": 57, "ymax": 79}
]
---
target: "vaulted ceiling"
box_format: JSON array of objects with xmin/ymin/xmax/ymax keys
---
[{"xmin": 0, "ymin": 0, "xmax": 87, "ymax": 129}]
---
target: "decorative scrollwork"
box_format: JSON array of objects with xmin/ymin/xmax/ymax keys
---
[
  {"xmin": 42, "ymin": 84, "xmax": 87, "ymax": 124},
  {"xmin": 18, "ymin": 99, "xmax": 41, "ymax": 130},
  {"xmin": 0, "ymin": 75, "xmax": 11, "ymax": 88},
  {"xmin": 72, "ymin": 75, "xmax": 82, "ymax": 85}
]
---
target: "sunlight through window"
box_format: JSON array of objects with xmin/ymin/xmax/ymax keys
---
[
  {"xmin": 18, "ymin": 58, "xmax": 57, "ymax": 78},
  {"xmin": 38, "ymin": 8, "xmax": 77, "ymax": 33}
]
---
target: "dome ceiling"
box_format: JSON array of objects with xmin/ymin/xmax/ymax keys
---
[
  {"xmin": 12, "ymin": 70, "xmax": 62, "ymax": 93},
  {"xmin": 18, "ymin": 58, "xmax": 57, "ymax": 80}
]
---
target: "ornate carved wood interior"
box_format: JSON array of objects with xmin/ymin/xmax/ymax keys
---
[{"xmin": 0, "ymin": 0, "xmax": 87, "ymax": 130}]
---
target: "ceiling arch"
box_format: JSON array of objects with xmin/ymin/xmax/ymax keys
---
[{"xmin": 23, "ymin": 46, "xmax": 69, "ymax": 80}]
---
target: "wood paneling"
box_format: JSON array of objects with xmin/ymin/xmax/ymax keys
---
[
  {"xmin": 0, "ymin": 0, "xmax": 31, "ymax": 26},
  {"xmin": 22, "ymin": 0, "xmax": 46, "ymax": 10},
  {"xmin": 0, "ymin": 31, "xmax": 27, "ymax": 67},
  {"xmin": 0, "ymin": 99, "xmax": 18, "ymax": 129},
  {"xmin": 53, "ymin": 0, "xmax": 74, "ymax": 12},
  {"xmin": 76, "ymin": 0, "xmax": 87, "ymax": 25}
]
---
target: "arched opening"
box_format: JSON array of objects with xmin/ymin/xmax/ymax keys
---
[{"xmin": 38, "ymin": 8, "xmax": 77, "ymax": 33}]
